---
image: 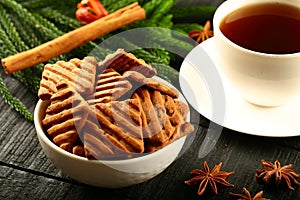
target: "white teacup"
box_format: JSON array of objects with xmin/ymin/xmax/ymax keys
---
[{"xmin": 213, "ymin": 0, "xmax": 300, "ymax": 107}]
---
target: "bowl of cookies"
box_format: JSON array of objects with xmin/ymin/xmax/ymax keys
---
[{"xmin": 34, "ymin": 49, "xmax": 194, "ymax": 188}]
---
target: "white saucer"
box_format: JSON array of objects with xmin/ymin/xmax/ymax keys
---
[{"xmin": 179, "ymin": 38, "xmax": 300, "ymax": 137}]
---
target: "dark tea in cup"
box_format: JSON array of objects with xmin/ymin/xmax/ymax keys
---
[
  {"xmin": 213, "ymin": 0, "xmax": 300, "ymax": 106},
  {"xmin": 220, "ymin": 3, "xmax": 300, "ymax": 54}
]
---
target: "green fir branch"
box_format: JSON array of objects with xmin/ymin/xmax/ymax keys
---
[
  {"xmin": 0, "ymin": 0, "xmax": 58, "ymax": 43},
  {"xmin": 171, "ymin": 5, "xmax": 217, "ymax": 23},
  {"xmin": 147, "ymin": 0, "xmax": 174, "ymax": 25},
  {"xmin": 0, "ymin": 26, "xmax": 33, "ymax": 121},
  {"xmin": 172, "ymin": 23, "xmax": 203, "ymax": 34},
  {"xmin": 21, "ymin": 0, "xmax": 78, "ymax": 17},
  {"xmin": 159, "ymin": 14, "xmax": 174, "ymax": 29},
  {"xmin": 0, "ymin": 74, "xmax": 33, "ymax": 121},
  {"xmin": 13, "ymin": 70, "xmax": 41, "ymax": 94},
  {"xmin": 32, "ymin": 13, "xmax": 63, "ymax": 37},
  {"xmin": 0, "ymin": 4, "xmax": 27, "ymax": 52},
  {"xmin": 9, "ymin": 14, "xmax": 41, "ymax": 48},
  {"xmin": 102, "ymin": 0, "xmax": 137, "ymax": 13},
  {"xmin": 0, "ymin": 5, "xmax": 45, "ymax": 73},
  {"xmin": 0, "ymin": 24, "xmax": 40, "ymax": 94},
  {"xmin": 39, "ymin": 9, "xmax": 82, "ymax": 32},
  {"xmin": 141, "ymin": 0, "xmax": 163, "ymax": 19}
]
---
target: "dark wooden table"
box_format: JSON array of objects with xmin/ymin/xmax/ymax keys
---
[{"xmin": 1, "ymin": 0, "xmax": 300, "ymax": 199}]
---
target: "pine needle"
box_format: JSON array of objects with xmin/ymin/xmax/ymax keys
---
[{"xmin": 0, "ymin": 74, "xmax": 33, "ymax": 121}]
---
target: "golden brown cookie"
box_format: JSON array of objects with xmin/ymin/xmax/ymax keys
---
[
  {"xmin": 42, "ymin": 81, "xmax": 90, "ymax": 154},
  {"xmin": 123, "ymin": 70, "xmax": 179, "ymax": 98},
  {"xmin": 87, "ymin": 68, "xmax": 132, "ymax": 104},
  {"xmin": 132, "ymin": 87, "xmax": 194, "ymax": 152},
  {"xmin": 91, "ymin": 99, "xmax": 144, "ymax": 154},
  {"xmin": 38, "ymin": 56, "xmax": 97, "ymax": 100},
  {"xmin": 144, "ymin": 78, "xmax": 179, "ymax": 98},
  {"xmin": 82, "ymin": 119, "xmax": 117, "ymax": 159},
  {"xmin": 98, "ymin": 49, "xmax": 156, "ymax": 78}
]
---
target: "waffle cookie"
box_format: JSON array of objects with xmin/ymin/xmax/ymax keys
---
[
  {"xmin": 98, "ymin": 49, "xmax": 156, "ymax": 77},
  {"xmin": 93, "ymin": 99, "xmax": 144, "ymax": 153},
  {"xmin": 132, "ymin": 87, "xmax": 194, "ymax": 152},
  {"xmin": 38, "ymin": 56, "xmax": 97, "ymax": 100},
  {"xmin": 83, "ymin": 99, "xmax": 144, "ymax": 159},
  {"xmin": 124, "ymin": 70, "xmax": 179, "ymax": 98},
  {"xmin": 42, "ymin": 81, "xmax": 89, "ymax": 155},
  {"xmin": 82, "ymin": 119, "xmax": 116, "ymax": 159},
  {"xmin": 87, "ymin": 68, "xmax": 132, "ymax": 104}
]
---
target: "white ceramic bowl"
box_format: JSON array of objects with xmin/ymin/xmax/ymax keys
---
[{"xmin": 34, "ymin": 99, "xmax": 187, "ymax": 188}]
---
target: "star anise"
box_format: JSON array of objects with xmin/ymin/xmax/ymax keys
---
[
  {"xmin": 229, "ymin": 187, "xmax": 270, "ymax": 200},
  {"xmin": 184, "ymin": 161, "xmax": 234, "ymax": 196},
  {"xmin": 188, "ymin": 20, "xmax": 214, "ymax": 44},
  {"xmin": 256, "ymin": 159, "xmax": 300, "ymax": 190}
]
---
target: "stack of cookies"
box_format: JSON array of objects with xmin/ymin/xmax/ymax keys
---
[{"xmin": 39, "ymin": 49, "xmax": 194, "ymax": 160}]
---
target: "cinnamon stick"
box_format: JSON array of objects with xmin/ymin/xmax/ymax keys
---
[{"xmin": 1, "ymin": 2, "xmax": 146, "ymax": 74}]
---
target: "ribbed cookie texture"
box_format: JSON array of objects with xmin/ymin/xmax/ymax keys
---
[
  {"xmin": 42, "ymin": 81, "xmax": 88, "ymax": 157},
  {"xmin": 87, "ymin": 68, "xmax": 132, "ymax": 104},
  {"xmin": 38, "ymin": 56, "xmax": 97, "ymax": 100},
  {"xmin": 98, "ymin": 48, "xmax": 156, "ymax": 78},
  {"xmin": 132, "ymin": 87, "xmax": 194, "ymax": 152},
  {"xmin": 84, "ymin": 99, "xmax": 144, "ymax": 159},
  {"xmin": 39, "ymin": 49, "xmax": 194, "ymax": 159}
]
